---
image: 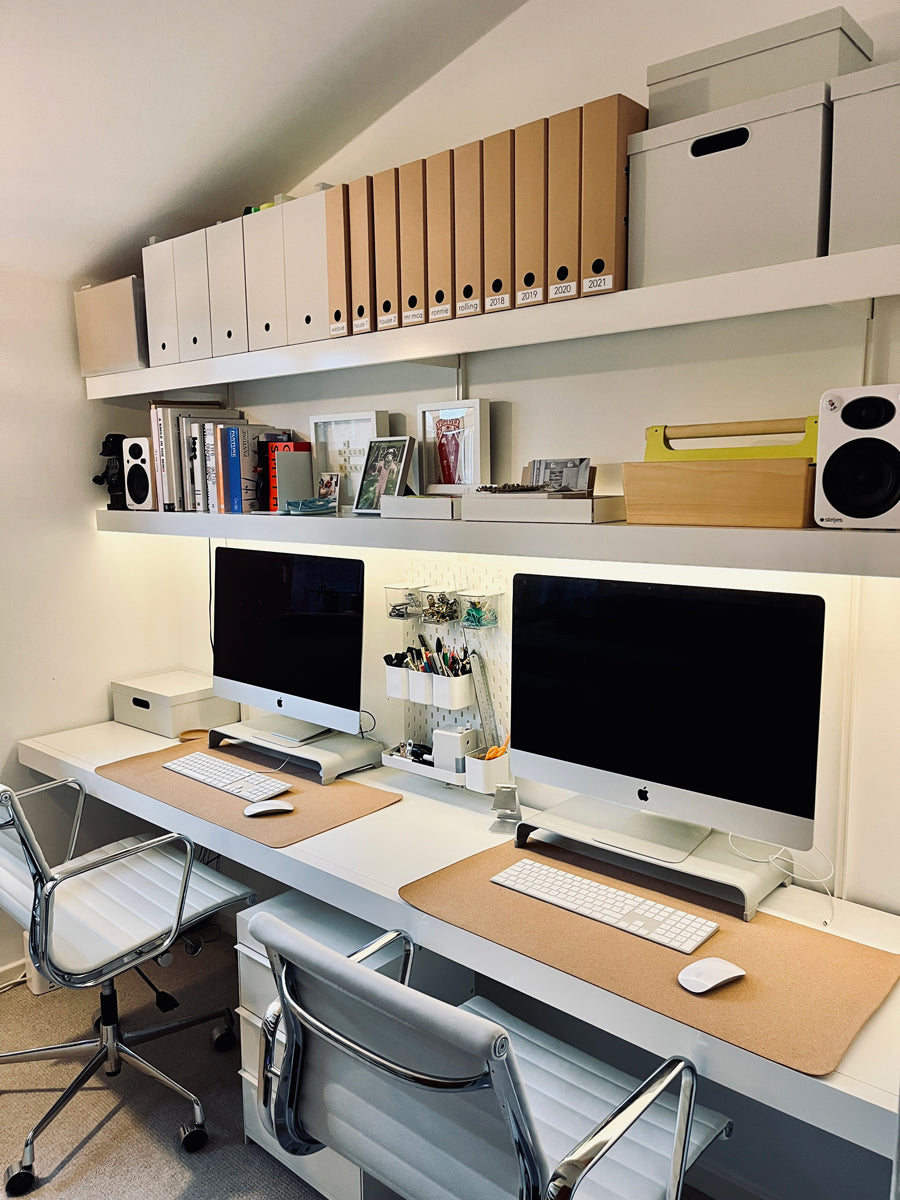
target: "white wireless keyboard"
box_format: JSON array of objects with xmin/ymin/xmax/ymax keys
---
[
  {"xmin": 492, "ymin": 857, "xmax": 719, "ymax": 954},
  {"xmin": 163, "ymin": 752, "xmax": 292, "ymax": 803}
]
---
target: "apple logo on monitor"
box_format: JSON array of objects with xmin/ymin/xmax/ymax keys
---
[{"xmin": 637, "ymin": 786, "xmax": 650, "ymax": 803}]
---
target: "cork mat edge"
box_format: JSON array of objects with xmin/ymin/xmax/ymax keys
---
[
  {"xmin": 399, "ymin": 839, "xmax": 900, "ymax": 1077},
  {"xmin": 96, "ymin": 743, "xmax": 402, "ymax": 847}
]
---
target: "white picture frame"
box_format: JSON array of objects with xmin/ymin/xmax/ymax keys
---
[
  {"xmin": 307, "ymin": 410, "xmax": 390, "ymax": 511},
  {"xmin": 416, "ymin": 398, "xmax": 490, "ymax": 491}
]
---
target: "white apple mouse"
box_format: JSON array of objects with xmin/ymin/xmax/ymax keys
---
[
  {"xmin": 243, "ymin": 798, "xmax": 295, "ymax": 817},
  {"xmin": 677, "ymin": 957, "xmax": 746, "ymax": 994}
]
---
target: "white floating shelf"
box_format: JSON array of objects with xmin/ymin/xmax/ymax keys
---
[
  {"xmin": 86, "ymin": 245, "xmax": 900, "ymax": 400},
  {"xmin": 95, "ymin": 508, "xmax": 900, "ymax": 579}
]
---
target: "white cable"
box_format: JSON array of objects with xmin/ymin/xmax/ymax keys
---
[
  {"xmin": 727, "ymin": 834, "xmax": 836, "ymax": 926},
  {"xmin": 0, "ymin": 972, "xmax": 27, "ymax": 995}
]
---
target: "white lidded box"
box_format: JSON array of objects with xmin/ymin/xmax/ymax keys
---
[
  {"xmin": 73, "ymin": 276, "xmax": 148, "ymax": 377},
  {"xmin": 647, "ymin": 6, "xmax": 872, "ymax": 127},
  {"xmin": 111, "ymin": 668, "xmax": 240, "ymax": 737},
  {"xmin": 829, "ymin": 60, "xmax": 900, "ymax": 253},
  {"xmin": 627, "ymin": 83, "xmax": 831, "ymax": 289}
]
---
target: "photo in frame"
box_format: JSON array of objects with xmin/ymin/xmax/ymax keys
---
[
  {"xmin": 417, "ymin": 398, "xmax": 490, "ymax": 492},
  {"xmin": 308, "ymin": 410, "xmax": 390, "ymax": 511},
  {"xmin": 353, "ymin": 436, "xmax": 416, "ymax": 513}
]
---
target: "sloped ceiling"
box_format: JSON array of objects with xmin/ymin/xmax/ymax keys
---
[{"xmin": 2, "ymin": 0, "xmax": 526, "ymax": 286}]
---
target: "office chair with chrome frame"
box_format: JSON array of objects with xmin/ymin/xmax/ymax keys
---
[
  {"xmin": 0, "ymin": 778, "xmax": 255, "ymax": 1196},
  {"xmin": 251, "ymin": 913, "xmax": 734, "ymax": 1200}
]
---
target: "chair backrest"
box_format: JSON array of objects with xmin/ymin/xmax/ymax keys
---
[{"xmin": 249, "ymin": 911, "xmax": 548, "ymax": 1200}]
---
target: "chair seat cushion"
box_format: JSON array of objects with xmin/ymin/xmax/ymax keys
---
[
  {"xmin": 462, "ymin": 996, "xmax": 729, "ymax": 1200},
  {"xmin": 45, "ymin": 836, "xmax": 251, "ymax": 978}
]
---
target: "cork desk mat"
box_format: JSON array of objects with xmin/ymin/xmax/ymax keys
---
[
  {"xmin": 399, "ymin": 839, "xmax": 900, "ymax": 1077},
  {"xmin": 97, "ymin": 743, "xmax": 402, "ymax": 848}
]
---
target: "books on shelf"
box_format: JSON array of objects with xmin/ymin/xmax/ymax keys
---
[{"xmin": 149, "ymin": 401, "xmax": 243, "ymax": 512}]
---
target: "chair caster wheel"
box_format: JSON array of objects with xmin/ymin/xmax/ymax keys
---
[
  {"xmin": 179, "ymin": 1124, "xmax": 207, "ymax": 1153},
  {"xmin": 4, "ymin": 1163, "xmax": 36, "ymax": 1196},
  {"xmin": 210, "ymin": 1022, "xmax": 236, "ymax": 1052}
]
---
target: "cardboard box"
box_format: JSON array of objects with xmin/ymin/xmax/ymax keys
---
[
  {"xmin": 460, "ymin": 493, "xmax": 625, "ymax": 523},
  {"xmin": 426, "ymin": 150, "xmax": 455, "ymax": 321},
  {"xmin": 398, "ymin": 159, "xmax": 428, "ymax": 326},
  {"xmin": 73, "ymin": 276, "xmax": 148, "ymax": 377},
  {"xmin": 453, "ymin": 140, "xmax": 484, "ymax": 318},
  {"xmin": 647, "ymin": 7, "xmax": 872, "ymax": 127},
  {"xmin": 379, "ymin": 495, "xmax": 461, "ymax": 520},
  {"xmin": 325, "ymin": 184, "xmax": 352, "ymax": 337},
  {"xmin": 482, "ymin": 130, "xmax": 515, "ymax": 312},
  {"xmin": 627, "ymin": 83, "xmax": 831, "ymax": 287},
  {"xmin": 581, "ymin": 95, "xmax": 647, "ymax": 295},
  {"xmin": 514, "ymin": 117, "xmax": 548, "ymax": 307},
  {"xmin": 372, "ymin": 167, "xmax": 401, "ymax": 330},
  {"xmin": 547, "ymin": 107, "xmax": 582, "ymax": 301},
  {"xmin": 830, "ymin": 60, "xmax": 900, "ymax": 254},
  {"xmin": 111, "ymin": 668, "xmax": 239, "ymax": 737},
  {"xmin": 349, "ymin": 176, "xmax": 375, "ymax": 334}
]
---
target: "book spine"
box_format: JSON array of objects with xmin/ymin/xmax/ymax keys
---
[
  {"xmin": 190, "ymin": 421, "xmax": 206, "ymax": 511},
  {"xmin": 149, "ymin": 405, "xmax": 165, "ymax": 510},
  {"xmin": 161, "ymin": 408, "xmax": 185, "ymax": 510},
  {"xmin": 203, "ymin": 423, "xmax": 218, "ymax": 513},
  {"xmin": 238, "ymin": 426, "xmax": 261, "ymax": 512},
  {"xmin": 215, "ymin": 427, "xmax": 229, "ymax": 514},
  {"xmin": 226, "ymin": 427, "xmax": 242, "ymax": 513}
]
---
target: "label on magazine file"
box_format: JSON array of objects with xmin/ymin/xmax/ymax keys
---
[
  {"xmin": 377, "ymin": 313, "xmax": 399, "ymax": 329},
  {"xmin": 486, "ymin": 293, "xmax": 510, "ymax": 310},
  {"xmin": 456, "ymin": 299, "xmax": 481, "ymax": 316},
  {"xmin": 549, "ymin": 280, "xmax": 577, "ymax": 300},
  {"xmin": 429, "ymin": 304, "xmax": 452, "ymax": 320},
  {"xmin": 402, "ymin": 309, "xmax": 425, "ymax": 325},
  {"xmin": 583, "ymin": 274, "xmax": 613, "ymax": 293},
  {"xmin": 517, "ymin": 287, "xmax": 543, "ymax": 305}
]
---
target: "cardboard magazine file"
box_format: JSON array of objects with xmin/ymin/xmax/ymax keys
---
[
  {"xmin": 482, "ymin": 129, "xmax": 515, "ymax": 313},
  {"xmin": 622, "ymin": 417, "xmax": 818, "ymax": 528},
  {"xmin": 349, "ymin": 176, "xmax": 376, "ymax": 335},
  {"xmin": 325, "ymin": 183, "xmax": 352, "ymax": 337},
  {"xmin": 514, "ymin": 117, "xmax": 548, "ymax": 308},
  {"xmin": 426, "ymin": 149, "xmax": 455, "ymax": 321},
  {"xmin": 372, "ymin": 167, "xmax": 401, "ymax": 330},
  {"xmin": 398, "ymin": 159, "xmax": 428, "ymax": 326},
  {"xmin": 453, "ymin": 139, "xmax": 484, "ymax": 318},
  {"xmin": 581, "ymin": 95, "xmax": 648, "ymax": 296},
  {"xmin": 547, "ymin": 106, "xmax": 583, "ymax": 301}
]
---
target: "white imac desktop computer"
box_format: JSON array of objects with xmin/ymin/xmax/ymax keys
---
[
  {"xmin": 209, "ymin": 546, "xmax": 382, "ymax": 783},
  {"xmin": 510, "ymin": 574, "xmax": 825, "ymax": 870}
]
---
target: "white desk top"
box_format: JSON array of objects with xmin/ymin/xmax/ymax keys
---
[{"xmin": 18, "ymin": 721, "xmax": 900, "ymax": 1159}]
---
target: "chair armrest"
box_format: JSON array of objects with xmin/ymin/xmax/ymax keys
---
[
  {"xmin": 2, "ymin": 778, "xmax": 86, "ymax": 872},
  {"xmin": 546, "ymin": 1057, "xmax": 698, "ymax": 1200},
  {"xmin": 348, "ymin": 929, "xmax": 415, "ymax": 985}
]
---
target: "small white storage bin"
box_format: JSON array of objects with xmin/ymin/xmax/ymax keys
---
[
  {"xmin": 464, "ymin": 749, "xmax": 512, "ymax": 795},
  {"xmin": 385, "ymin": 665, "xmax": 410, "ymax": 700},
  {"xmin": 830, "ymin": 61, "xmax": 900, "ymax": 253},
  {"xmin": 110, "ymin": 668, "xmax": 239, "ymax": 738},
  {"xmin": 627, "ymin": 83, "xmax": 831, "ymax": 288},
  {"xmin": 432, "ymin": 673, "xmax": 476, "ymax": 710},
  {"xmin": 647, "ymin": 7, "xmax": 872, "ymax": 127},
  {"xmin": 407, "ymin": 671, "xmax": 434, "ymax": 705}
]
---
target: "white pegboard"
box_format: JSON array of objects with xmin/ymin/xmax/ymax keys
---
[{"xmin": 388, "ymin": 553, "xmax": 511, "ymax": 750}]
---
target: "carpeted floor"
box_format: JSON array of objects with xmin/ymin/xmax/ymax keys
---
[{"xmin": 0, "ymin": 934, "xmax": 323, "ymax": 1200}]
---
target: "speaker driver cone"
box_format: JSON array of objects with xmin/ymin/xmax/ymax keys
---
[
  {"xmin": 821, "ymin": 438, "xmax": 900, "ymax": 519},
  {"xmin": 126, "ymin": 462, "xmax": 151, "ymax": 506}
]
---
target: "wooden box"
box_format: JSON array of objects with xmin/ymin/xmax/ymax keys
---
[{"xmin": 623, "ymin": 418, "xmax": 817, "ymax": 528}]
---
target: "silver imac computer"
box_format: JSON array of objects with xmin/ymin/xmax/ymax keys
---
[
  {"xmin": 510, "ymin": 574, "xmax": 825, "ymax": 864},
  {"xmin": 210, "ymin": 546, "xmax": 382, "ymax": 782}
]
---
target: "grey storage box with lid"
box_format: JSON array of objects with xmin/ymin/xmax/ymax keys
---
[
  {"xmin": 111, "ymin": 668, "xmax": 239, "ymax": 737},
  {"xmin": 73, "ymin": 276, "xmax": 148, "ymax": 377},
  {"xmin": 627, "ymin": 82, "xmax": 832, "ymax": 289},
  {"xmin": 829, "ymin": 60, "xmax": 900, "ymax": 253},
  {"xmin": 647, "ymin": 7, "xmax": 872, "ymax": 127}
]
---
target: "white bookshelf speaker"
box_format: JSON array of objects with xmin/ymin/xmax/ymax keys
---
[
  {"xmin": 123, "ymin": 437, "xmax": 157, "ymax": 510},
  {"xmin": 815, "ymin": 386, "xmax": 900, "ymax": 529}
]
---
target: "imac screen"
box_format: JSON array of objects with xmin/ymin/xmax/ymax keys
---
[{"xmin": 511, "ymin": 574, "xmax": 826, "ymax": 843}]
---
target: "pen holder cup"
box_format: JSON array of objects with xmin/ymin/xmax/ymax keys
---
[
  {"xmin": 459, "ymin": 590, "xmax": 500, "ymax": 629},
  {"xmin": 408, "ymin": 671, "xmax": 435, "ymax": 705},
  {"xmin": 385, "ymin": 585, "xmax": 423, "ymax": 620},
  {"xmin": 432, "ymin": 673, "xmax": 476, "ymax": 710},
  {"xmin": 385, "ymin": 665, "xmax": 410, "ymax": 700},
  {"xmin": 465, "ymin": 749, "xmax": 512, "ymax": 795},
  {"xmin": 419, "ymin": 587, "xmax": 460, "ymax": 624}
]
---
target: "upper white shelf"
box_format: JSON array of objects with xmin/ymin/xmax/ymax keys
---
[
  {"xmin": 86, "ymin": 244, "xmax": 900, "ymax": 400},
  {"xmin": 95, "ymin": 508, "xmax": 900, "ymax": 579}
]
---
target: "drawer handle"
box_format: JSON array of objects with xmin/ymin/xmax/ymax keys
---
[{"xmin": 690, "ymin": 127, "xmax": 750, "ymax": 158}]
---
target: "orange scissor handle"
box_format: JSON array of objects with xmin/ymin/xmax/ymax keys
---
[{"xmin": 484, "ymin": 734, "xmax": 511, "ymax": 761}]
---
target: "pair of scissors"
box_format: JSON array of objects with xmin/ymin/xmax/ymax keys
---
[{"xmin": 484, "ymin": 734, "xmax": 510, "ymax": 760}]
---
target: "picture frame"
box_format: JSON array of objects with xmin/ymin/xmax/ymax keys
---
[
  {"xmin": 308, "ymin": 410, "xmax": 390, "ymax": 511},
  {"xmin": 417, "ymin": 398, "xmax": 490, "ymax": 492},
  {"xmin": 317, "ymin": 472, "xmax": 341, "ymax": 501},
  {"xmin": 353, "ymin": 436, "xmax": 415, "ymax": 514}
]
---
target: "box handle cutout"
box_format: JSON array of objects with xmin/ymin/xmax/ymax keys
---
[
  {"xmin": 690, "ymin": 127, "xmax": 750, "ymax": 158},
  {"xmin": 131, "ymin": 697, "xmax": 151, "ymax": 709}
]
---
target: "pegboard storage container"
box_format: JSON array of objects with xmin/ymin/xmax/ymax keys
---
[
  {"xmin": 459, "ymin": 591, "xmax": 500, "ymax": 629},
  {"xmin": 408, "ymin": 672, "xmax": 434, "ymax": 705},
  {"xmin": 384, "ymin": 584, "xmax": 423, "ymax": 620},
  {"xmin": 432, "ymin": 673, "xmax": 476, "ymax": 710},
  {"xmin": 627, "ymin": 83, "xmax": 831, "ymax": 287},
  {"xmin": 385, "ymin": 665, "xmax": 410, "ymax": 700},
  {"xmin": 829, "ymin": 61, "xmax": 900, "ymax": 253},
  {"xmin": 646, "ymin": 8, "xmax": 872, "ymax": 127},
  {"xmin": 419, "ymin": 587, "xmax": 460, "ymax": 624},
  {"xmin": 465, "ymin": 749, "xmax": 512, "ymax": 795}
]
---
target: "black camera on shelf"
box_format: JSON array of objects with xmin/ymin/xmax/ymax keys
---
[{"xmin": 93, "ymin": 433, "xmax": 127, "ymax": 510}]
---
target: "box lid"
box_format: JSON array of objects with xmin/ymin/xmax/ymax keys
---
[
  {"xmin": 647, "ymin": 7, "xmax": 873, "ymax": 85},
  {"xmin": 110, "ymin": 668, "xmax": 214, "ymax": 704},
  {"xmin": 831, "ymin": 58, "xmax": 900, "ymax": 100},
  {"xmin": 628, "ymin": 81, "xmax": 830, "ymax": 155}
]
